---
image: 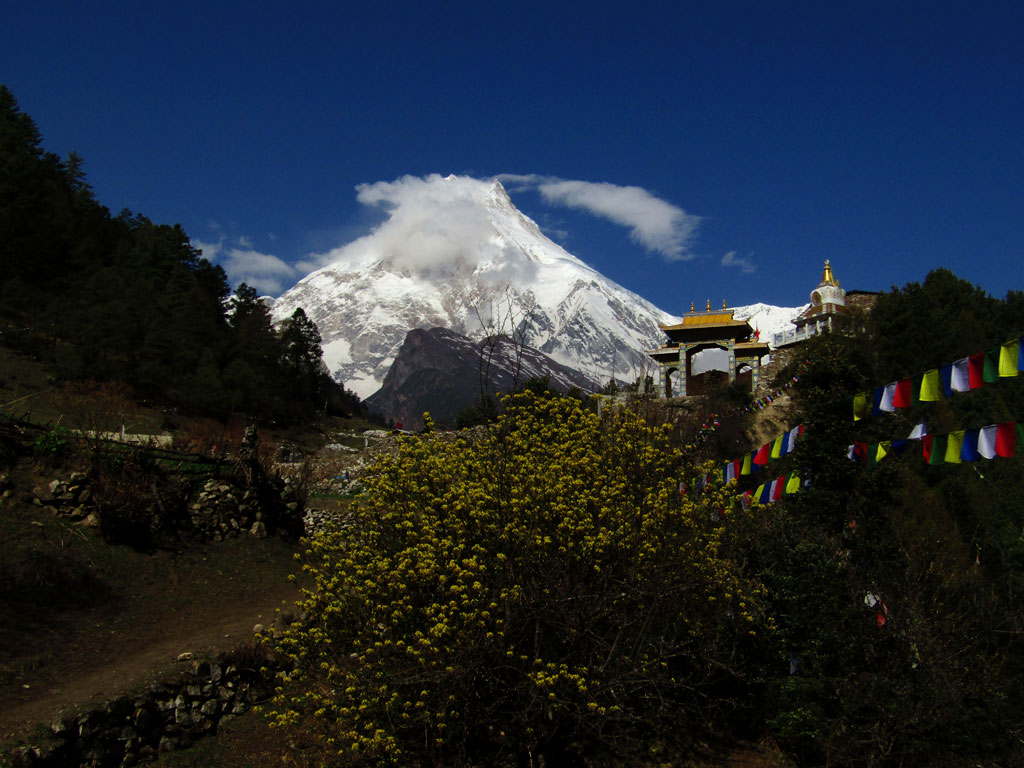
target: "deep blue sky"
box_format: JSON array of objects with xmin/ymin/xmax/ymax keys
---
[{"xmin": 4, "ymin": 2, "xmax": 1022, "ymax": 311}]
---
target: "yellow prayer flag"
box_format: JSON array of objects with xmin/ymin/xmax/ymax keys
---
[
  {"xmin": 853, "ymin": 392, "xmax": 868, "ymax": 421},
  {"xmin": 876, "ymin": 441, "xmax": 891, "ymax": 463},
  {"xmin": 771, "ymin": 435, "xmax": 784, "ymax": 460},
  {"xmin": 753, "ymin": 483, "xmax": 765, "ymax": 502},
  {"xmin": 919, "ymin": 369, "xmax": 942, "ymax": 401},
  {"xmin": 786, "ymin": 474, "xmax": 801, "ymax": 494},
  {"xmin": 945, "ymin": 430, "xmax": 964, "ymax": 463},
  {"xmin": 1000, "ymin": 340, "xmax": 1020, "ymax": 377},
  {"xmin": 741, "ymin": 453, "xmax": 752, "ymax": 475}
]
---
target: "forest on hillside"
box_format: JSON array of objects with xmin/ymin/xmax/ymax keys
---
[{"xmin": 0, "ymin": 85, "xmax": 366, "ymax": 424}]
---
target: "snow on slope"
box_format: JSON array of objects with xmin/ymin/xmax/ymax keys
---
[{"xmin": 732, "ymin": 302, "xmax": 809, "ymax": 343}]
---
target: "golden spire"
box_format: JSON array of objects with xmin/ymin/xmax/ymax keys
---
[
  {"xmin": 821, "ymin": 259, "xmax": 837, "ymax": 286},
  {"xmin": 722, "ymin": 299, "xmax": 727, "ymax": 310},
  {"xmin": 706, "ymin": 299, "xmax": 712, "ymax": 311},
  {"xmin": 690, "ymin": 301, "xmax": 695, "ymax": 313}
]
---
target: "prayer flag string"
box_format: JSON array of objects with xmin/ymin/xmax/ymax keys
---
[{"xmin": 853, "ymin": 336, "xmax": 1023, "ymax": 421}]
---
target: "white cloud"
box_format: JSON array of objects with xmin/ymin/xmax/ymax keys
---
[
  {"xmin": 721, "ymin": 251, "xmax": 756, "ymax": 275},
  {"xmin": 223, "ymin": 248, "xmax": 297, "ymax": 295},
  {"xmin": 194, "ymin": 239, "xmax": 221, "ymax": 262},
  {"xmin": 197, "ymin": 237, "xmax": 297, "ymax": 295},
  {"xmin": 305, "ymin": 174, "xmax": 539, "ymax": 283},
  {"xmin": 498, "ymin": 174, "xmax": 700, "ymax": 261}
]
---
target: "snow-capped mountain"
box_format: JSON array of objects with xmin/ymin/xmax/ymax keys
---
[
  {"xmin": 732, "ymin": 303, "xmax": 809, "ymax": 343},
  {"xmin": 271, "ymin": 175, "xmax": 806, "ymax": 399},
  {"xmin": 272, "ymin": 176, "xmax": 677, "ymax": 398}
]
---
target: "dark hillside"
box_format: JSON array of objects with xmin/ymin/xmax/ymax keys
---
[
  {"xmin": 0, "ymin": 84, "xmax": 368, "ymax": 426},
  {"xmin": 735, "ymin": 270, "xmax": 1024, "ymax": 766}
]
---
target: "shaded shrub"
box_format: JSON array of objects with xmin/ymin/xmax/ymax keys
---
[
  {"xmin": 219, "ymin": 638, "xmax": 270, "ymax": 674},
  {"xmin": 31, "ymin": 428, "xmax": 69, "ymax": 466},
  {"xmin": 91, "ymin": 445, "xmax": 188, "ymax": 548}
]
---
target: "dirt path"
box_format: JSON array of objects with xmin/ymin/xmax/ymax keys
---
[{"xmin": 0, "ymin": 535, "xmax": 304, "ymax": 745}]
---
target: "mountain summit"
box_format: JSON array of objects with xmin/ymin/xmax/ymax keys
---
[{"xmin": 271, "ymin": 175, "xmax": 681, "ymax": 398}]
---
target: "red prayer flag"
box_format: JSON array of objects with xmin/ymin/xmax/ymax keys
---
[
  {"xmin": 753, "ymin": 442, "xmax": 771, "ymax": 465},
  {"xmin": 893, "ymin": 378, "xmax": 913, "ymax": 408},
  {"xmin": 922, "ymin": 434, "xmax": 933, "ymax": 463},
  {"xmin": 996, "ymin": 421, "xmax": 1016, "ymax": 458},
  {"xmin": 968, "ymin": 352, "xmax": 985, "ymax": 389},
  {"xmin": 771, "ymin": 477, "xmax": 785, "ymax": 500},
  {"xmin": 853, "ymin": 441, "xmax": 868, "ymax": 465}
]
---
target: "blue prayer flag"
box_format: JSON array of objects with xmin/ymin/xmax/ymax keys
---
[
  {"xmin": 872, "ymin": 387, "xmax": 884, "ymax": 416},
  {"xmin": 938, "ymin": 364, "xmax": 954, "ymax": 397},
  {"xmin": 961, "ymin": 429, "xmax": 981, "ymax": 462}
]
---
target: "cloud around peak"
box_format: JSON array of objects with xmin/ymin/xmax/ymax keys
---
[
  {"xmin": 297, "ymin": 173, "xmax": 710, "ymax": 285},
  {"xmin": 305, "ymin": 174, "xmax": 538, "ymax": 282}
]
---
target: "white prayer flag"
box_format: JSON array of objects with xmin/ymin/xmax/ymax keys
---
[{"xmin": 951, "ymin": 358, "xmax": 971, "ymax": 392}]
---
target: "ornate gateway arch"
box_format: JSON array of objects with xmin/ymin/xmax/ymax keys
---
[{"xmin": 646, "ymin": 300, "xmax": 770, "ymax": 398}]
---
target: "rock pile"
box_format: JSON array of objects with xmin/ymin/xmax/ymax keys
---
[
  {"xmin": 6, "ymin": 655, "xmax": 286, "ymax": 767},
  {"xmin": 187, "ymin": 480, "xmax": 268, "ymax": 540},
  {"xmin": 32, "ymin": 472, "xmax": 98, "ymax": 526},
  {"xmin": 302, "ymin": 505, "xmax": 354, "ymax": 536}
]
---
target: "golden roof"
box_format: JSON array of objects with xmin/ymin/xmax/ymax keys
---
[
  {"xmin": 661, "ymin": 312, "xmax": 748, "ymax": 331},
  {"xmin": 684, "ymin": 312, "xmax": 734, "ymax": 326}
]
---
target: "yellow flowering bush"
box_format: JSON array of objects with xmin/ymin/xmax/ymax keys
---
[{"xmin": 269, "ymin": 391, "xmax": 765, "ymax": 766}]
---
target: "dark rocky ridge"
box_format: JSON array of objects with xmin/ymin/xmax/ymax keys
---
[{"xmin": 365, "ymin": 327, "xmax": 599, "ymax": 429}]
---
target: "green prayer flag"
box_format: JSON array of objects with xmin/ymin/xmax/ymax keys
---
[
  {"xmin": 944, "ymin": 430, "xmax": 964, "ymax": 464},
  {"xmin": 1000, "ymin": 340, "xmax": 1020, "ymax": 377},
  {"xmin": 929, "ymin": 434, "xmax": 948, "ymax": 465},
  {"xmin": 919, "ymin": 369, "xmax": 942, "ymax": 401},
  {"xmin": 984, "ymin": 350, "xmax": 999, "ymax": 383},
  {"xmin": 866, "ymin": 443, "xmax": 879, "ymax": 469}
]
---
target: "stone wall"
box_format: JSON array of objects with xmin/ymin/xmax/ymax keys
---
[
  {"xmin": 6, "ymin": 654, "xmax": 288, "ymax": 767},
  {"xmin": 31, "ymin": 473, "xmax": 302, "ymax": 543}
]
